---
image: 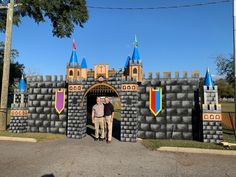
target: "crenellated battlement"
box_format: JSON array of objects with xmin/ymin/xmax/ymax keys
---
[
  {"xmin": 142, "ymin": 71, "xmax": 200, "ymax": 80},
  {"xmin": 129, "ymin": 59, "xmax": 142, "ymax": 65},
  {"xmin": 26, "ymin": 75, "xmax": 65, "ymax": 82}
]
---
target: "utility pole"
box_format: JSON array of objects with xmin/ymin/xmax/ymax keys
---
[
  {"xmin": 0, "ymin": 0, "xmax": 14, "ymax": 130},
  {"xmin": 233, "ymin": 0, "xmax": 236, "ymax": 138}
]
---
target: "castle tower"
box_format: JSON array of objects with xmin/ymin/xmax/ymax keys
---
[
  {"xmin": 124, "ymin": 36, "xmax": 143, "ymax": 83},
  {"xmin": 80, "ymin": 57, "xmax": 88, "ymax": 79},
  {"xmin": 66, "ymin": 40, "xmax": 80, "ymax": 81},
  {"xmin": 202, "ymin": 68, "xmax": 222, "ymax": 143},
  {"xmin": 9, "ymin": 75, "xmax": 28, "ymax": 133}
]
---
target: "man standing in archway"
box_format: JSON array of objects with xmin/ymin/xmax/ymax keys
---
[
  {"xmin": 104, "ymin": 97, "xmax": 114, "ymax": 143},
  {"xmin": 92, "ymin": 97, "xmax": 105, "ymax": 141}
]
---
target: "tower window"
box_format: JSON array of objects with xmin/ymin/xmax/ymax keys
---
[
  {"xmin": 78, "ymin": 70, "xmax": 80, "ymax": 76},
  {"xmin": 69, "ymin": 70, "xmax": 73, "ymax": 76},
  {"xmin": 133, "ymin": 68, "xmax": 138, "ymax": 74}
]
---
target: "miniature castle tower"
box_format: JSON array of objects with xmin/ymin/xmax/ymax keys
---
[
  {"xmin": 80, "ymin": 57, "xmax": 88, "ymax": 79},
  {"xmin": 124, "ymin": 36, "xmax": 143, "ymax": 83},
  {"xmin": 202, "ymin": 68, "xmax": 222, "ymax": 143},
  {"xmin": 9, "ymin": 75, "xmax": 28, "ymax": 133},
  {"xmin": 66, "ymin": 40, "xmax": 88, "ymax": 81}
]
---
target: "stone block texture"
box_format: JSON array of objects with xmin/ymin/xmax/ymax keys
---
[
  {"xmin": 9, "ymin": 110, "xmax": 28, "ymax": 133},
  {"xmin": 27, "ymin": 76, "xmax": 67, "ymax": 134},
  {"xmin": 120, "ymin": 83, "xmax": 138, "ymax": 142},
  {"xmin": 67, "ymin": 91, "xmax": 87, "ymax": 139},
  {"xmin": 137, "ymin": 77, "xmax": 199, "ymax": 140},
  {"xmin": 203, "ymin": 121, "xmax": 223, "ymax": 143}
]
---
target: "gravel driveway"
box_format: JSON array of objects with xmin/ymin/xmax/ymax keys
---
[{"xmin": 0, "ymin": 136, "xmax": 236, "ymax": 177}]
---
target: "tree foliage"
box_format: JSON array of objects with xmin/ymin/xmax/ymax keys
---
[
  {"xmin": 0, "ymin": 0, "xmax": 88, "ymax": 38},
  {"xmin": 215, "ymin": 79, "xmax": 234, "ymax": 98},
  {"xmin": 0, "ymin": 41, "xmax": 24, "ymax": 101},
  {"xmin": 216, "ymin": 55, "xmax": 234, "ymax": 87}
]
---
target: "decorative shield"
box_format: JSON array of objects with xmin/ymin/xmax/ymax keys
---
[
  {"xmin": 55, "ymin": 89, "xmax": 65, "ymax": 114},
  {"xmin": 149, "ymin": 87, "xmax": 162, "ymax": 116}
]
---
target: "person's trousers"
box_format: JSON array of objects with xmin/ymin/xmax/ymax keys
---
[
  {"xmin": 105, "ymin": 115, "xmax": 113, "ymax": 141},
  {"xmin": 95, "ymin": 117, "xmax": 104, "ymax": 139}
]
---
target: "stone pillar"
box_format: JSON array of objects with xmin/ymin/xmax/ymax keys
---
[
  {"xmin": 120, "ymin": 82, "xmax": 138, "ymax": 142},
  {"xmin": 202, "ymin": 86, "xmax": 222, "ymax": 143},
  {"xmin": 67, "ymin": 84, "xmax": 87, "ymax": 139}
]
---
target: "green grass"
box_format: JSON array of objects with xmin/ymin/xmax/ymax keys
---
[
  {"xmin": 142, "ymin": 139, "xmax": 224, "ymax": 150},
  {"xmin": 223, "ymin": 126, "xmax": 236, "ymax": 144},
  {"xmin": 0, "ymin": 131, "xmax": 66, "ymax": 142},
  {"xmin": 221, "ymin": 102, "xmax": 235, "ymax": 113}
]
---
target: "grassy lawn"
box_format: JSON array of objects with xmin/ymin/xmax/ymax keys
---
[
  {"xmin": 221, "ymin": 102, "xmax": 235, "ymax": 113},
  {"xmin": 142, "ymin": 139, "xmax": 224, "ymax": 150},
  {"xmin": 0, "ymin": 130, "xmax": 66, "ymax": 142},
  {"xmin": 223, "ymin": 126, "xmax": 236, "ymax": 144}
]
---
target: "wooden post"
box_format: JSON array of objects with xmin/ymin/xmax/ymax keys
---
[{"xmin": 0, "ymin": 0, "xmax": 14, "ymax": 130}]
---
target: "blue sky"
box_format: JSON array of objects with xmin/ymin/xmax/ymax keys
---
[{"xmin": 0, "ymin": 0, "xmax": 233, "ymax": 77}]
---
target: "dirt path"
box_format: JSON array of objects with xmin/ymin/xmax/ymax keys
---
[{"xmin": 0, "ymin": 136, "xmax": 236, "ymax": 177}]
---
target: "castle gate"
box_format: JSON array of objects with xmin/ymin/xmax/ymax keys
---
[{"xmin": 66, "ymin": 65, "xmax": 139, "ymax": 142}]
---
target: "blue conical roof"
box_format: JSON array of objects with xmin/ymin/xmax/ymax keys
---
[
  {"xmin": 18, "ymin": 75, "xmax": 26, "ymax": 92},
  {"xmin": 69, "ymin": 50, "xmax": 78, "ymax": 63},
  {"xmin": 81, "ymin": 57, "xmax": 87, "ymax": 68},
  {"xmin": 132, "ymin": 47, "xmax": 140, "ymax": 61},
  {"xmin": 132, "ymin": 35, "xmax": 140, "ymax": 61},
  {"xmin": 125, "ymin": 56, "xmax": 131, "ymax": 67},
  {"xmin": 69, "ymin": 40, "xmax": 78, "ymax": 64},
  {"xmin": 204, "ymin": 68, "xmax": 214, "ymax": 87}
]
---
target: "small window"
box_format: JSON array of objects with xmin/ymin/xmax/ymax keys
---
[
  {"xmin": 69, "ymin": 70, "xmax": 73, "ymax": 76},
  {"xmin": 77, "ymin": 70, "xmax": 80, "ymax": 76},
  {"xmin": 133, "ymin": 68, "xmax": 138, "ymax": 74}
]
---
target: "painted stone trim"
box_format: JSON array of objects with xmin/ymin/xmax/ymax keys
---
[
  {"xmin": 121, "ymin": 84, "xmax": 138, "ymax": 92},
  {"xmin": 68, "ymin": 85, "xmax": 83, "ymax": 92},
  {"xmin": 11, "ymin": 109, "xmax": 28, "ymax": 117},
  {"xmin": 202, "ymin": 113, "xmax": 222, "ymax": 121}
]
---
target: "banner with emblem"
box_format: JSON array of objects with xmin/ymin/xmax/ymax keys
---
[
  {"xmin": 149, "ymin": 87, "xmax": 162, "ymax": 116},
  {"xmin": 55, "ymin": 89, "xmax": 65, "ymax": 114}
]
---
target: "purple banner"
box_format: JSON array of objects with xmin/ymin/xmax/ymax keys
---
[{"xmin": 55, "ymin": 90, "xmax": 65, "ymax": 114}]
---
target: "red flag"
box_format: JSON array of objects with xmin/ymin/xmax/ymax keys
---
[{"xmin": 72, "ymin": 40, "xmax": 76, "ymax": 50}]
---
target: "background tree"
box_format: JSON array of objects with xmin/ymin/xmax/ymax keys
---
[
  {"xmin": 0, "ymin": 41, "xmax": 24, "ymax": 105},
  {"xmin": 0, "ymin": 0, "xmax": 89, "ymax": 38},
  {"xmin": 215, "ymin": 79, "xmax": 234, "ymax": 98},
  {"xmin": 216, "ymin": 55, "xmax": 234, "ymax": 87}
]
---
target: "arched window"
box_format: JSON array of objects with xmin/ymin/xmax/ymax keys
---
[
  {"xmin": 77, "ymin": 70, "xmax": 80, "ymax": 76},
  {"xmin": 69, "ymin": 70, "xmax": 73, "ymax": 76},
  {"xmin": 133, "ymin": 68, "xmax": 138, "ymax": 74}
]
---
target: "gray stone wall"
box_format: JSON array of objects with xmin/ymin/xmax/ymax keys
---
[
  {"xmin": 120, "ymin": 81, "xmax": 138, "ymax": 142},
  {"xmin": 137, "ymin": 74, "xmax": 199, "ymax": 140},
  {"xmin": 9, "ymin": 108, "xmax": 28, "ymax": 133},
  {"xmin": 203, "ymin": 121, "xmax": 223, "ymax": 143},
  {"xmin": 67, "ymin": 88, "xmax": 87, "ymax": 139},
  {"xmin": 27, "ymin": 75, "xmax": 67, "ymax": 134}
]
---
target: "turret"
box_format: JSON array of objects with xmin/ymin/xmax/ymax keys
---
[
  {"xmin": 66, "ymin": 40, "xmax": 80, "ymax": 81},
  {"xmin": 13, "ymin": 75, "xmax": 27, "ymax": 106},
  {"xmin": 80, "ymin": 57, "xmax": 88, "ymax": 79},
  {"xmin": 123, "ymin": 36, "xmax": 143, "ymax": 83},
  {"xmin": 202, "ymin": 68, "xmax": 222, "ymax": 144}
]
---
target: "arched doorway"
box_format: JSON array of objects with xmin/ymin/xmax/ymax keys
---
[{"xmin": 83, "ymin": 83, "xmax": 121, "ymax": 140}]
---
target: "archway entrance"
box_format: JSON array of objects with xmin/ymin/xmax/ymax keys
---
[{"xmin": 84, "ymin": 83, "xmax": 121, "ymax": 140}]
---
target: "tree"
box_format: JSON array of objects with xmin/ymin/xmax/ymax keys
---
[
  {"xmin": 0, "ymin": 0, "xmax": 89, "ymax": 38},
  {"xmin": 0, "ymin": 41, "xmax": 24, "ymax": 104},
  {"xmin": 215, "ymin": 79, "xmax": 234, "ymax": 98},
  {"xmin": 216, "ymin": 55, "xmax": 234, "ymax": 87}
]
